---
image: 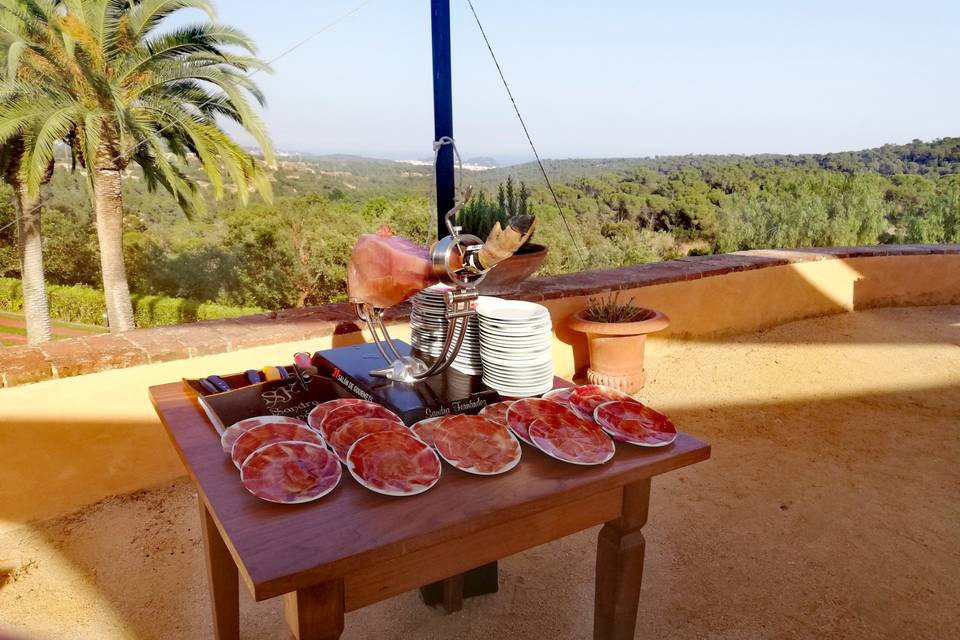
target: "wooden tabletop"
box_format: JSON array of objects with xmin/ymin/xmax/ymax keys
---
[{"xmin": 150, "ymin": 381, "xmax": 710, "ymax": 602}]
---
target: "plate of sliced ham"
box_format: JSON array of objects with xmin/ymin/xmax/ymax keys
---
[
  {"xmin": 240, "ymin": 441, "xmax": 341, "ymax": 504},
  {"xmin": 328, "ymin": 417, "xmax": 410, "ymax": 463},
  {"xmin": 231, "ymin": 422, "xmax": 325, "ymax": 469},
  {"xmin": 478, "ymin": 401, "xmax": 513, "ymax": 428},
  {"xmin": 507, "ymin": 398, "xmax": 582, "ymax": 446},
  {"xmin": 568, "ymin": 385, "xmax": 639, "ymax": 421},
  {"xmin": 594, "ymin": 400, "xmax": 678, "ymax": 447},
  {"xmin": 320, "ymin": 401, "xmax": 402, "ymax": 442},
  {"xmin": 541, "ymin": 387, "xmax": 574, "ymax": 409},
  {"xmin": 346, "ymin": 431, "xmax": 442, "ymax": 497},
  {"xmin": 433, "ymin": 415, "xmax": 522, "ymax": 475},
  {"xmin": 220, "ymin": 416, "xmax": 308, "ymax": 456},
  {"xmin": 410, "ymin": 416, "xmax": 444, "ymax": 448},
  {"xmin": 528, "ymin": 417, "xmax": 615, "ymax": 466},
  {"xmin": 307, "ymin": 398, "xmax": 365, "ymax": 433}
]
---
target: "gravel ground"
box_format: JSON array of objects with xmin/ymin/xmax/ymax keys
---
[{"xmin": 1, "ymin": 305, "xmax": 958, "ymax": 640}]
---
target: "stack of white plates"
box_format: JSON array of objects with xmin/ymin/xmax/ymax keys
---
[
  {"xmin": 410, "ymin": 284, "xmax": 483, "ymax": 375},
  {"xmin": 477, "ymin": 297, "xmax": 554, "ymax": 397}
]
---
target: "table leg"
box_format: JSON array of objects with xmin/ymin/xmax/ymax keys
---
[
  {"xmin": 283, "ymin": 580, "xmax": 345, "ymax": 640},
  {"xmin": 441, "ymin": 573, "xmax": 464, "ymax": 612},
  {"xmin": 198, "ymin": 498, "xmax": 239, "ymax": 640},
  {"xmin": 419, "ymin": 561, "xmax": 498, "ymax": 613},
  {"xmin": 594, "ymin": 478, "xmax": 651, "ymax": 640}
]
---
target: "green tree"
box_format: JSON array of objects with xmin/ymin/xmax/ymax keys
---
[
  {"xmin": 0, "ymin": 0, "xmax": 274, "ymax": 332},
  {"xmin": 0, "ymin": 8, "xmax": 53, "ymax": 344}
]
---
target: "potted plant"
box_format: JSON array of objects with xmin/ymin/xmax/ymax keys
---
[
  {"xmin": 458, "ymin": 176, "xmax": 547, "ymax": 293},
  {"xmin": 567, "ymin": 292, "xmax": 670, "ymax": 393}
]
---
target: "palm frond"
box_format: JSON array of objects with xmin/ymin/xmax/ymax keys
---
[
  {"xmin": 21, "ymin": 104, "xmax": 73, "ymax": 194},
  {"xmin": 126, "ymin": 0, "xmax": 216, "ymax": 44}
]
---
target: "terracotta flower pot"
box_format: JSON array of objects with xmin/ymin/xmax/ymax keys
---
[
  {"xmin": 477, "ymin": 244, "xmax": 548, "ymax": 295},
  {"xmin": 567, "ymin": 307, "xmax": 670, "ymax": 393}
]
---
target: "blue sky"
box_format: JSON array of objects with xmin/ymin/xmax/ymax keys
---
[{"xmin": 206, "ymin": 1, "xmax": 959, "ymax": 163}]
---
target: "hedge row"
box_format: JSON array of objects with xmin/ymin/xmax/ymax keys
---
[{"xmin": 0, "ymin": 278, "xmax": 265, "ymax": 328}]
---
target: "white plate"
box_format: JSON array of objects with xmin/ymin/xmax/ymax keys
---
[
  {"xmin": 345, "ymin": 432, "xmax": 442, "ymax": 497},
  {"xmin": 476, "ymin": 299, "xmax": 550, "ymax": 322},
  {"xmin": 478, "ymin": 322, "xmax": 553, "ymax": 333},
  {"xmin": 481, "ymin": 360, "xmax": 554, "ymax": 372},
  {"xmin": 483, "ymin": 380, "xmax": 555, "ymax": 397},
  {"xmin": 481, "ymin": 358, "xmax": 553, "ymax": 371},
  {"xmin": 479, "ymin": 335, "xmax": 552, "ymax": 346},
  {"xmin": 528, "ymin": 421, "xmax": 615, "ymax": 466}
]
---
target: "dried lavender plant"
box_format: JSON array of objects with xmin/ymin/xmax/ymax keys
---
[{"xmin": 582, "ymin": 292, "xmax": 651, "ymax": 323}]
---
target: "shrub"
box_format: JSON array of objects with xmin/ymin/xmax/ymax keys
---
[
  {"xmin": 0, "ymin": 278, "xmax": 24, "ymax": 311},
  {"xmin": 197, "ymin": 302, "xmax": 266, "ymax": 321},
  {"xmin": 582, "ymin": 292, "xmax": 654, "ymax": 323},
  {"xmin": 458, "ymin": 176, "xmax": 535, "ymax": 248},
  {"xmin": 0, "ymin": 278, "xmax": 264, "ymax": 327},
  {"xmin": 48, "ymin": 284, "xmax": 107, "ymax": 324}
]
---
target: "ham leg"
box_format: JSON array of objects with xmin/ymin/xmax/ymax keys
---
[{"xmin": 347, "ymin": 226, "xmax": 439, "ymax": 308}]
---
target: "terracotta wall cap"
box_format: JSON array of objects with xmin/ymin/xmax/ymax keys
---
[{"xmin": 1, "ymin": 244, "xmax": 956, "ymax": 388}]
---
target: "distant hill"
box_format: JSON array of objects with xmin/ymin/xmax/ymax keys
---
[{"xmin": 473, "ymin": 137, "xmax": 960, "ymax": 186}]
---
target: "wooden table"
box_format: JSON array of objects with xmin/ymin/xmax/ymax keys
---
[{"xmin": 150, "ymin": 382, "xmax": 710, "ymax": 640}]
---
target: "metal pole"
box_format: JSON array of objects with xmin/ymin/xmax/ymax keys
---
[{"xmin": 431, "ymin": 0, "xmax": 454, "ymax": 238}]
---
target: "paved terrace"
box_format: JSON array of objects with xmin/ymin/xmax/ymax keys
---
[
  {"xmin": 0, "ymin": 245, "xmax": 958, "ymax": 639},
  {"xmin": 1, "ymin": 305, "xmax": 958, "ymax": 639}
]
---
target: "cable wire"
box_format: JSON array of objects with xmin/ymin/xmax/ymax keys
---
[{"xmin": 465, "ymin": 0, "xmax": 588, "ymax": 270}]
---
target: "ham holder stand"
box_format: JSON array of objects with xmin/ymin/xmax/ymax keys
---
[{"xmin": 357, "ymin": 205, "xmax": 488, "ymax": 384}]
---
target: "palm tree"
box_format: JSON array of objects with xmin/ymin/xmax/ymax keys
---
[
  {"xmin": 0, "ymin": 8, "xmax": 53, "ymax": 345},
  {"xmin": 0, "ymin": 138, "xmax": 53, "ymax": 344},
  {"xmin": 0, "ymin": 0, "xmax": 274, "ymax": 332}
]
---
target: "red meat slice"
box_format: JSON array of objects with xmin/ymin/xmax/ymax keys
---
[
  {"xmin": 220, "ymin": 416, "xmax": 307, "ymax": 456},
  {"xmin": 240, "ymin": 441, "xmax": 341, "ymax": 504},
  {"xmin": 231, "ymin": 422, "xmax": 324, "ymax": 469},
  {"xmin": 328, "ymin": 417, "xmax": 409, "ymax": 462},
  {"xmin": 507, "ymin": 398, "xmax": 583, "ymax": 445},
  {"xmin": 307, "ymin": 398, "xmax": 365, "ymax": 432},
  {"xmin": 320, "ymin": 401, "xmax": 402, "ymax": 442},
  {"xmin": 346, "ymin": 431, "xmax": 441, "ymax": 496},
  {"xmin": 528, "ymin": 417, "xmax": 615, "ymax": 465},
  {"xmin": 433, "ymin": 414, "xmax": 521, "ymax": 475},
  {"xmin": 594, "ymin": 400, "xmax": 678, "ymax": 447},
  {"xmin": 411, "ymin": 416, "xmax": 444, "ymax": 448},
  {"xmin": 478, "ymin": 401, "xmax": 513, "ymax": 428},
  {"xmin": 541, "ymin": 387, "xmax": 574, "ymax": 409},
  {"xmin": 568, "ymin": 385, "xmax": 639, "ymax": 421}
]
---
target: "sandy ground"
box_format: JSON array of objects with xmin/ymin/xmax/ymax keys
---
[{"xmin": 1, "ymin": 305, "xmax": 958, "ymax": 639}]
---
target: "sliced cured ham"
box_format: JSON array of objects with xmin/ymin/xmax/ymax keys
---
[
  {"xmin": 307, "ymin": 398, "xmax": 364, "ymax": 432},
  {"xmin": 507, "ymin": 398, "xmax": 584, "ymax": 445},
  {"xmin": 528, "ymin": 417, "xmax": 615, "ymax": 465},
  {"xmin": 433, "ymin": 414, "xmax": 521, "ymax": 475},
  {"xmin": 568, "ymin": 384, "xmax": 639, "ymax": 421},
  {"xmin": 320, "ymin": 401, "xmax": 402, "ymax": 442},
  {"xmin": 231, "ymin": 422, "xmax": 324, "ymax": 469},
  {"xmin": 594, "ymin": 400, "xmax": 678, "ymax": 447},
  {"xmin": 240, "ymin": 441, "xmax": 341, "ymax": 504},
  {"xmin": 346, "ymin": 431, "xmax": 441, "ymax": 496},
  {"xmin": 542, "ymin": 387, "xmax": 574, "ymax": 409},
  {"xmin": 220, "ymin": 416, "xmax": 307, "ymax": 456},
  {"xmin": 478, "ymin": 401, "xmax": 513, "ymax": 428},
  {"xmin": 328, "ymin": 417, "xmax": 410, "ymax": 462},
  {"xmin": 410, "ymin": 416, "xmax": 444, "ymax": 448}
]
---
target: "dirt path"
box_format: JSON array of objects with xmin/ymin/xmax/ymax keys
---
[
  {"xmin": 0, "ymin": 312, "xmax": 105, "ymax": 347},
  {"xmin": 1, "ymin": 306, "xmax": 957, "ymax": 639}
]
